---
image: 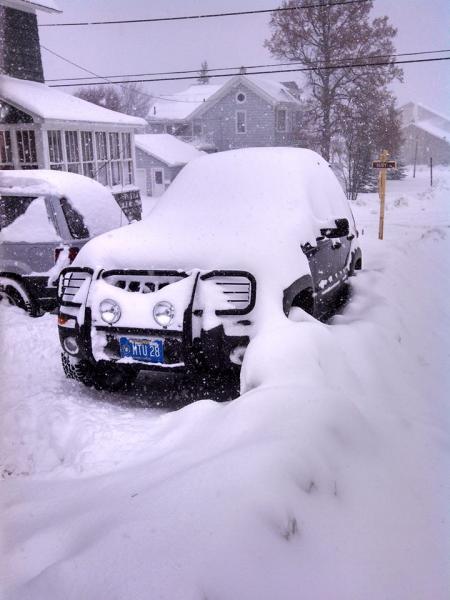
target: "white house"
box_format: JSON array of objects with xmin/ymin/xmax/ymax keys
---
[{"xmin": 0, "ymin": 75, "xmax": 146, "ymax": 219}]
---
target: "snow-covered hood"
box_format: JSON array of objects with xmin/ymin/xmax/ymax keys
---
[{"xmin": 75, "ymin": 148, "xmax": 356, "ymax": 288}]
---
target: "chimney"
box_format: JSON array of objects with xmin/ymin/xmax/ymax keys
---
[{"xmin": 0, "ymin": 1, "xmax": 61, "ymax": 82}]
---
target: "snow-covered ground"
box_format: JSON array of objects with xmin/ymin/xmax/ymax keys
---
[{"xmin": 1, "ymin": 166, "xmax": 449, "ymax": 599}]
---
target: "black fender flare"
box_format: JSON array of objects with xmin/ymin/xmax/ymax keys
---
[
  {"xmin": 282, "ymin": 274, "xmax": 314, "ymax": 316},
  {"xmin": 349, "ymin": 247, "xmax": 362, "ymax": 275}
]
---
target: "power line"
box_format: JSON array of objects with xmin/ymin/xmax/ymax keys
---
[
  {"xmin": 45, "ymin": 48, "xmax": 450, "ymax": 83},
  {"xmin": 38, "ymin": 0, "xmax": 370, "ymax": 27},
  {"xmin": 48, "ymin": 56, "xmax": 450, "ymax": 88}
]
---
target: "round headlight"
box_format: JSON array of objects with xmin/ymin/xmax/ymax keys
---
[
  {"xmin": 153, "ymin": 301, "xmax": 175, "ymax": 328},
  {"xmin": 100, "ymin": 299, "xmax": 121, "ymax": 324}
]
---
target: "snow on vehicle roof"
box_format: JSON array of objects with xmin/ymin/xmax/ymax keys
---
[
  {"xmin": 135, "ymin": 134, "xmax": 204, "ymax": 167},
  {"xmin": 75, "ymin": 147, "xmax": 355, "ymax": 293},
  {"xmin": 0, "ymin": 170, "xmax": 126, "ymax": 237},
  {"xmin": 0, "ymin": 76, "xmax": 146, "ymax": 126}
]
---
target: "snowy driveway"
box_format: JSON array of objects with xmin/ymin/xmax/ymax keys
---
[{"xmin": 1, "ymin": 168, "xmax": 449, "ymax": 600}]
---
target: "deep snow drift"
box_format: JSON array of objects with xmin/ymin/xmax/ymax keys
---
[{"xmin": 1, "ymin": 167, "xmax": 449, "ymax": 600}]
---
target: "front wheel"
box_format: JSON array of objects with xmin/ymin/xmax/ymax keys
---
[
  {"xmin": 0, "ymin": 277, "xmax": 43, "ymax": 317},
  {"xmin": 61, "ymin": 353, "xmax": 138, "ymax": 392}
]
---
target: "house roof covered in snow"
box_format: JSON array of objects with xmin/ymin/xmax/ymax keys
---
[
  {"xmin": 149, "ymin": 84, "xmax": 222, "ymax": 121},
  {"xmin": 148, "ymin": 75, "xmax": 301, "ymax": 122},
  {"xmin": 135, "ymin": 134, "xmax": 204, "ymax": 167},
  {"xmin": 0, "ymin": 75, "xmax": 146, "ymax": 127},
  {"xmin": 400, "ymin": 102, "xmax": 450, "ymax": 143},
  {"xmin": 0, "ymin": 0, "xmax": 61, "ymax": 13}
]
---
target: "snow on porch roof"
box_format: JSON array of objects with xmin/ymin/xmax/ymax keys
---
[
  {"xmin": 135, "ymin": 134, "xmax": 204, "ymax": 167},
  {"xmin": 0, "ymin": 0, "xmax": 61, "ymax": 13},
  {"xmin": 0, "ymin": 75, "xmax": 146, "ymax": 127}
]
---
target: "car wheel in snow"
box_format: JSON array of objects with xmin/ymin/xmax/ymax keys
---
[
  {"xmin": 0, "ymin": 277, "xmax": 43, "ymax": 317},
  {"xmin": 61, "ymin": 353, "xmax": 138, "ymax": 392}
]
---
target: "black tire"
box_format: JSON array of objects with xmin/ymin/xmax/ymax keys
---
[
  {"xmin": 61, "ymin": 353, "xmax": 138, "ymax": 392},
  {"xmin": 0, "ymin": 278, "xmax": 43, "ymax": 317}
]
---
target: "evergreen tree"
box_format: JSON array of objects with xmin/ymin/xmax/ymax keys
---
[{"xmin": 197, "ymin": 60, "xmax": 210, "ymax": 84}]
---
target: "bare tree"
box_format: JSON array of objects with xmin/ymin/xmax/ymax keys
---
[
  {"xmin": 197, "ymin": 60, "xmax": 210, "ymax": 84},
  {"xmin": 265, "ymin": 0, "xmax": 402, "ymax": 162},
  {"xmin": 75, "ymin": 85, "xmax": 122, "ymax": 112},
  {"xmin": 75, "ymin": 83, "xmax": 151, "ymax": 118},
  {"xmin": 119, "ymin": 83, "xmax": 152, "ymax": 118}
]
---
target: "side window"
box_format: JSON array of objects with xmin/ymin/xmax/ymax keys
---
[
  {"xmin": 60, "ymin": 197, "xmax": 89, "ymax": 239},
  {"xmin": 0, "ymin": 195, "xmax": 36, "ymax": 230}
]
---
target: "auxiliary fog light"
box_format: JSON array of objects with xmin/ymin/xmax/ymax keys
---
[
  {"xmin": 100, "ymin": 299, "xmax": 121, "ymax": 324},
  {"xmin": 63, "ymin": 336, "xmax": 79, "ymax": 355},
  {"xmin": 153, "ymin": 301, "xmax": 175, "ymax": 328}
]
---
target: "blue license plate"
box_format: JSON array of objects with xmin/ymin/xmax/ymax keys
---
[{"xmin": 119, "ymin": 337, "xmax": 164, "ymax": 363}]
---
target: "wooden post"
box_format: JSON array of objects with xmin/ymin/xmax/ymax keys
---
[
  {"xmin": 378, "ymin": 149, "xmax": 388, "ymax": 240},
  {"xmin": 430, "ymin": 156, "xmax": 433, "ymax": 187}
]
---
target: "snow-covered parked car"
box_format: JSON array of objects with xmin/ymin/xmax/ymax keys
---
[
  {"xmin": 57, "ymin": 148, "xmax": 362, "ymax": 391},
  {"xmin": 0, "ymin": 170, "xmax": 128, "ymax": 315}
]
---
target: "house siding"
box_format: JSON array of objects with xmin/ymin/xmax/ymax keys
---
[
  {"xmin": 135, "ymin": 147, "xmax": 183, "ymax": 195},
  {"xmin": 199, "ymin": 84, "xmax": 278, "ymax": 151},
  {"xmin": 402, "ymin": 124, "xmax": 450, "ymax": 165}
]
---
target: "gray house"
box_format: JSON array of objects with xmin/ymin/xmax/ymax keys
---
[
  {"xmin": 400, "ymin": 102, "xmax": 450, "ymax": 165},
  {"xmin": 147, "ymin": 75, "xmax": 303, "ymax": 152},
  {"xmin": 135, "ymin": 134, "xmax": 204, "ymax": 196}
]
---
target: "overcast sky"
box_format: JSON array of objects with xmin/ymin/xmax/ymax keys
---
[{"xmin": 38, "ymin": 0, "xmax": 449, "ymax": 115}]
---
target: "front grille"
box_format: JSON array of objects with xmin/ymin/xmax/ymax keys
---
[
  {"xmin": 58, "ymin": 268, "xmax": 93, "ymax": 306},
  {"xmin": 201, "ymin": 271, "xmax": 256, "ymax": 315},
  {"xmin": 102, "ymin": 270, "xmax": 187, "ymax": 294}
]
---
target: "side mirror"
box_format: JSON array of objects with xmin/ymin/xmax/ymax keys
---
[{"xmin": 320, "ymin": 218, "xmax": 349, "ymax": 239}]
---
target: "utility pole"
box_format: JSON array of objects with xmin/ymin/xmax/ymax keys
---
[
  {"xmin": 413, "ymin": 138, "xmax": 418, "ymax": 178},
  {"xmin": 430, "ymin": 156, "xmax": 433, "ymax": 187},
  {"xmin": 372, "ymin": 150, "xmax": 396, "ymax": 241}
]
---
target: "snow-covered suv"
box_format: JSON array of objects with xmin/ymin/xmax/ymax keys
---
[
  {"xmin": 0, "ymin": 170, "xmax": 128, "ymax": 315},
  {"xmin": 57, "ymin": 148, "xmax": 362, "ymax": 391}
]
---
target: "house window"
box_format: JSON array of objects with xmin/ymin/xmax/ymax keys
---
[
  {"xmin": 121, "ymin": 132, "xmax": 133, "ymax": 184},
  {"xmin": 236, "ymin": 92, "xmax": 246, "ymax": 103},
  {"xmin": 236, "ymin": 110, "xmax": 247, "ymax": 134},
  {"xmin": 48, "ymin": 130, "xmax": 64, "ymax": 170},
  {"xmin": 95, "ymin": 132, "xmax": 109, "ymax": 185},
  {"xmin": 16, "ymin": 130, "xmax": 38, "ymax": 169},
  {"xmin": 65, "ymin": 130, "xmax": 80, "ymax": 173},
  {"xmin": 109, "ymin": 132, "xmax": 122, "ymax": 185},
  {"xmin": 0, "ymin": 131, "xmax": 13, "ymax": 169},
  {"xmin": 81, "ymin": 131, "xmax": 95, "ymax": 178},
  {"xmin": 276, "ymin": 109, "xmax": 287, "ymax": 132}
]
